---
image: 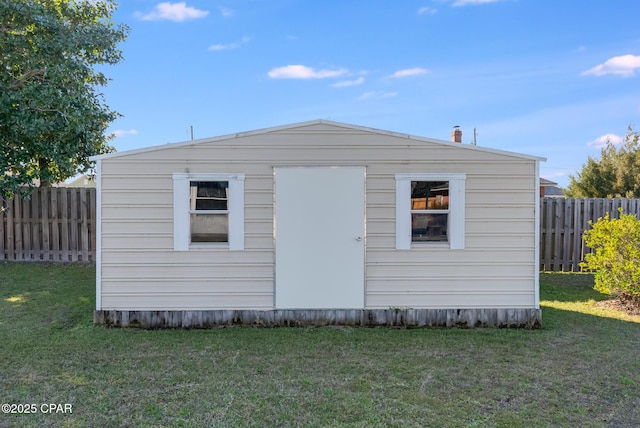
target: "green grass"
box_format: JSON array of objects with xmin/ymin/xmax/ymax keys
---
[{"xmin": 1, "ymin": 264, "xmax": 639, "ymax": 427}]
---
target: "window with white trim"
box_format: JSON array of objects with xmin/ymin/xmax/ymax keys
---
[
  {"xmin": 395, "ymin": 173, "xmax": 465, "ymax": 250},
  {"xmin": 173, "ymin": 173, "xmax": 245, "ymax": 251}
]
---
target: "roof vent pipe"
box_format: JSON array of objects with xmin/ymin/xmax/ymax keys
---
[{"xmin": 451, "ymin": 126, "xmax": 462, "ymax": 143}]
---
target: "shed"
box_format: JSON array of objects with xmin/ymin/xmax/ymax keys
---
[{"xmin": 92, "ymin": 120, "xmax": 544, "ymax": 328}]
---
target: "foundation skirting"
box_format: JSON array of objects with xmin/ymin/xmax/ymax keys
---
[{"xmin": 94, "ymin": 308, "xmax": 542, "ymax": 329}]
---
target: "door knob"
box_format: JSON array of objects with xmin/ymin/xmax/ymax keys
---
[{"xmin": 355, "ymin": 237, "xmax": 362, "ymax": 241}]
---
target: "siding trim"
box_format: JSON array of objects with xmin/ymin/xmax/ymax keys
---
[
  {"xmin": 90, "ymin": 120, "xmax": 546, "ymax": 162},
  {"xmin": 95, "ymin": 159, "xmax": 102, "ymax": 311},
  {"xmin": 534, "ymin": 161, "xmax": 541, "ymax": 308},
  {"xmin": 172, "ymin": 175, "xmax": 190, "ymax": 251}
]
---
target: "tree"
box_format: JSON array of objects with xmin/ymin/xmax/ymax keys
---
[
  {"xmin": 565, "ymin": 127, "xmax": 640, "ymax": 198},
  {"xmin": 0, "ymin": 0, "xmax": 129, "ymax": 200}
]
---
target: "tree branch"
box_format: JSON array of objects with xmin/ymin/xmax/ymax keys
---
[{"xmin": 9, "ymin": 68, "xmax": 48, "ymax": 90}]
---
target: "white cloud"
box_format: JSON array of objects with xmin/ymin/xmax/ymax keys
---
[
  {"xmin": 208, "ymin": 36, "xmax": 251, "ymax": 51},
  {"xmin": 330, "ymin": 77, "xmax": 365, "ymax": 88},
  {"xmin": 387, "ymin": 67, "xmax": 429, "ymax": 78},
  {"xmin": 357, "ymin": 91, "xmax": 376, "ymax": 101},
  {"xmin": 418, "ymin": 6, "xmax": 437, "ymax": 15},
  {"xmin": 586, "ymin": 133, "xmax": 624, "ymax": 148},
  {"xmin": 357, "ymin": 91, "xmax": 398, "ymax": 101},
  {"xmin": 135, "ymin": 2, "xmax": 209, "ymax": 22},
  {"xmin": 451, "ymin": 0, "xmax": 502, "ymax": 5},
  {"xmin": 113, "ymin": 129, "xmax": 138, "ymax": 138},
  {"xmin": 581, "ymin": 54, "xmax": 640, "ymax": 77},
  {"xmin": 219, "ymin": 6, "xmax": 234, "ymax": 17},
  {"xmin": 267, "ymin": 65, "xmax": 347, "ymax": 79}
]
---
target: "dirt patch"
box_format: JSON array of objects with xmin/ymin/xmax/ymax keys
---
[{"xmin": 595, "ymin": 294, "xmax": 640, "ymax": 316}]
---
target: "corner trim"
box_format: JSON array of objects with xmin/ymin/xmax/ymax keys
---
[{"xmin": 95, "ymin": 159, "xmax": 102, "ymax": 311}]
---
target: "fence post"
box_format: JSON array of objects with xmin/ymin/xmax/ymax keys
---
[
  {"xmin": 562, "ymin": 199, "xmax": 572, "ymax": 271},
  {"xmin": 70, "ymin": 188, "xmax": 78, "ymax": 262},
  {"xmin": 60, "ymin": 188, "xmax": 69, "ymax": 261},
  {"xmin": 543, "ymin": 198, "xmax": 552, "ymax": 271},
  {"xmin": 80, "ymin": 189, "xmax": 89, "ymax": 262},
  {"xmin": 0, "ymin": 199, "xmax": 4, "ymax": 260},
  {"xmin": 31, "ymin": 189, "xmax": 40, "ymax": 259},
  {"xmin": 552, "ymin": 198, "xmax": 563, "ymax": 271},
  {"xmin": 89, "ymin": 188, "xmax": 96, "ymax": 262},
  {"xmin": 41, "ymin": 187, "xmax": 50, "ymax": 261},
  {"xmin": 571, "ymin": 198, "xmax": 582, "ymax": 272}
]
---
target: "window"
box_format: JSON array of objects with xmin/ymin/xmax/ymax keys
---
[
  {"xmin": 190, "ymin": 181, "xmax": 229, "ymax": 243},
  {"xmin": 173, "ymin": 173, "xmax": 244, "ymax": 251},
  {"xmin": 395, "ymin": 173, "xmax": 465, "ymax": 250},
  {"xmin": 411, "ymin": 181, "xmax": 449, "ymax": 242}
]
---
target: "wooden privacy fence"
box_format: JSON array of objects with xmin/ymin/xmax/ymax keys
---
[
  {"xmin": 540, "ymin": 197, "xmax": 640, "ymax": 272},
  {"xmin": 0, "ymin": 187, "xmax": 96, "ymax": 262},
  {"xmin": 1, "ymin": 191, "xmax": 639, "ymax": 268}
]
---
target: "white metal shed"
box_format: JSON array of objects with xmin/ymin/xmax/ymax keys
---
[{"xmin": 92, "ymin": 120, "xmax": 544, "ymax": 328}]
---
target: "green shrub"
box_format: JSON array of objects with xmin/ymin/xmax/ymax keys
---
[{"xmin": 581, "ymin": 208, "xmax": 640, "ymax": 299}]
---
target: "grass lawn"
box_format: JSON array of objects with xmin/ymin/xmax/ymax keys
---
[{"xmin": 1, "ymin": 263, "xmax": 639, "ymax": 427}]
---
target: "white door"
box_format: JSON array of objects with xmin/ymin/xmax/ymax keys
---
[{"xmin": 275, "ymin": 167, "xmax": 365, "ymax": 309}]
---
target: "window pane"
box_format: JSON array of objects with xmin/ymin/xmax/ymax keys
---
[
  {"xmin": 411, "ymin": 181, "xmax": 449, "ymax": 210},
  {"xmin": 190, "ymin": 213, "xmax": 228, "ymax": 242},
  {"xmin": 412, "ymin": 213, "xmax": 448, "ymax": 242},
  {"xmin": 191, "ymin": 181, "xmax": 228, "ymax": 210}
]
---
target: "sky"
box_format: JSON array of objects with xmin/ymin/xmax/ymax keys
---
[{"xmin": 100, "ymin": 0, "xmax": 640, "ymax": 188}]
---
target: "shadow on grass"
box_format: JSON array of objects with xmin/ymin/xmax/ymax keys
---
[
  {"xmin": 0, "ymin": 262, "xmax": 96, "ymax": 331},
  {"xmin": 540, "ymin": 272, "xmax": 605, "ymax": 303}
]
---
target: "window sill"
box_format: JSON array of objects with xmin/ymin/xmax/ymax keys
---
[
  {"xmin": 410, "ymin": 242, "xmax": 451, "ymax": 250},
  {"xmin": 188, "ymin": 243, "xmax": 230, "ymax": 250}
]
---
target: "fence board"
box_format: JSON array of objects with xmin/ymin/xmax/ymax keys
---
[{"xmin": 0, "ymin": 188, "xmax": 95, "ymax": 261}]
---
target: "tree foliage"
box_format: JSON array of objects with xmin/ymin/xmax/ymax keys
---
[
  {"xmin": 582, "ymin": 209, "xmax": 640, "ymax": 300},
  {"xmin": 565, "ymin": 127, "xmax": 640, "ymax": 198},
  {"xmin": 0, "ymin": 0, "xmax": 128, "ymax": 199}
]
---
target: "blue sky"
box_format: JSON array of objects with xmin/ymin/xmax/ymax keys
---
[{"xmin": 101, "ymin": 0, "xmax": 640, "ymax": 187}]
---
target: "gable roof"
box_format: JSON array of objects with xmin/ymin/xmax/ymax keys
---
[{"xmin": 91, "ymin": 119, "xmax": 546, "ymax": 162}]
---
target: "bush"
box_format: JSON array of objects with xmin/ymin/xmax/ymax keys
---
[{"xmin": 581, "ymin": 208, "xmax": 640, "ymax": 299}]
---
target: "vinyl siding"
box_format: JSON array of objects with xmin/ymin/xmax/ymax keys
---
[{"xmin": 98, "ymin": 122, "xmax": 538, "ymax": 310}]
